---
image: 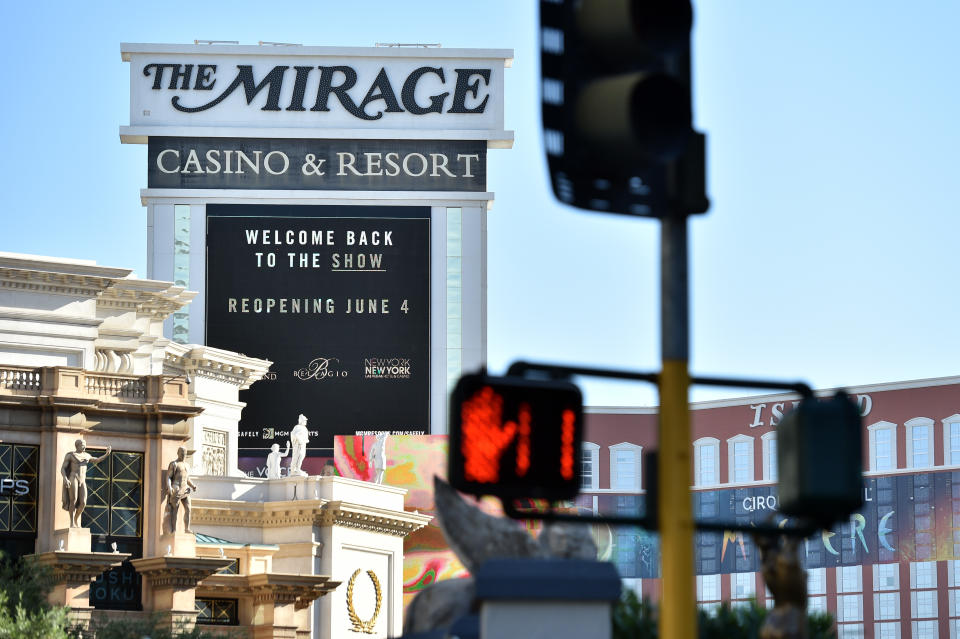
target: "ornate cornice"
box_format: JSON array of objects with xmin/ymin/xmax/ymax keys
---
[
  {"xmin": 0, "ymin": 270, "xmax": 120, "ymax": 299},
  {"xmin": 0, "ymin": 253, "xmax": 130, "ymax": 279},
  {"xmin": 192, "ymin": 499, "xmax": 325, "ymax": 528},
  {"xmin": 198, "ymin": 573, "xmax": 340, "ymax": 610},
  {"xmin": 31, "ymin": 551, "xmax": 130, "ymax": 586},
  {"xmin": 131, "ymin": 556, "xmax": 234, "ymax": 589},
  {"xmin": 317, "ymin": 501, "xmax": 432, "ymax": 537},
  {"xmin": 164, "ymin": 344, "xmax": 271, "ymax": 390},
  {"xmin": 99, "ymin": 280, "xmax": 196, "ymax": 320},
  {"xmin": 0, "ymin": 254, "xmax": 194, "ymax": 322},
  {"xmin": 0, "ymin": 307, "xmax": 102, "ymax": 327},
  {"xmin": 193, "ymin": 499, "xmax": 431, "ymax": 537}
]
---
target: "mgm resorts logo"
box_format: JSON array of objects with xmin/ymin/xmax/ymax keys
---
[{"xmin": 364, "ymin": 357, "xmax": 411, "ymax": 379}]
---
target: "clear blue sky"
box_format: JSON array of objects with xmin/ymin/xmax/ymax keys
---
[{"xmin": 1, "ymin": 2, "xmax": 957, "ymax": 406}]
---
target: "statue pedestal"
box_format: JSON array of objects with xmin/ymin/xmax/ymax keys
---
[
  {"xmin": 475, "ymin": 559, "xmax": 621, "ymax": 639},
  {"xmin": 31, "ymin": 549, "xmax": 130, "ymax": 632},
  {"xmin": 53, "ymin": 527, "xmax": 91, "ymax": 553},
  {"xmin": 131, "ymin": 556, "xmax": 234, "ymax": 633},
  {"xmin": 159, "ymin": 532, "xmax": 196, "ymax": 558},
  {"xmin": 266, "ymin": 474, "xmax": 322, "ymax": 501}
]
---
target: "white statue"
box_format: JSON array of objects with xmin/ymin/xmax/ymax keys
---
[
  {"xmin": 370, "ymin": 433, "xmax": 388, "ymax": 484},
  {"xmin": 289, "ymin": 414, "xmax": 310, "ymax": 477},
  {"xmin": 266, "ymin": 441, "xmax": 290, "ymax": 479}
]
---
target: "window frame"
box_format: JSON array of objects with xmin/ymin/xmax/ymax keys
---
[
  {"xmin": 873, "ymin": 592, "xmax": 900, "ymax": 620},
  {"xmin": 608, "ymin": 442, "xmax": 642, "ymax": 492},
  {"xmin": 867, "ymin": 421, "xmax": 898, "ymax": 472},
  {"xmin": 731, "ymin": 572, "xmax": 755, "ymax": 600},
  {"xmin": 911, "ymin": 561, "xmax": 937, "ymax": 589},
  {"xmin": 905, "ymin": 417, "xmax": 935, "ymax": 469},
  {"xmin": 195, "ymin": 597, "xmax": 239, "ymax": 626},
  {"xmin": 873, "ymin": 563, "xmax": 899, "ymax": 591},
  {"xmin": 838, "ymin": 593, "xmax": 864, "ymax": 622},
  {"xmin": 696, "ymin": 573, "xmax": 721, "ymax": 602},
  {"xmin": 581, "ymin": 442, "xmax": 600, "ymax": 491},
  {"xmin": 912, "ymin": 589, "xmax": 937, "ymax": 619},
  {"xmin": 942, "ymin": 414, "xmax": 960, "ymax": 466},
  {"xmin": 838, "ymin": 565, "xmax": 863, "ymax": 593},
  {"xmin": 727, "ymin": 434, "xmax": 755, "ymax": 484},
  {"xmin": 807, "ymin": 567, "xmax": 826, "ymax": 595},
  {"xmin": 761, "ymin": 431, "xmax": 777, "ymax": 482},
  {"xmin": 693, "ymin": 438, "xmax": 720, "ymax": 487},
  {"xmin": 910, "ymin": 620, "xmax": 936, "ymax": 639}
]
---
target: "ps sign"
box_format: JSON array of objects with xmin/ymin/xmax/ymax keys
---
[
  {"xmin": 448, "ymin": 373, "xmax": 584, "ymax": 501},
  {"xmin": 0, "ymin": 478, "xmax": 29, "ymax": 496}
]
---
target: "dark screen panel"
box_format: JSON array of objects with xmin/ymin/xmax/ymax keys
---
[{"xmin": 206, "ymin": 204, "xmax": 431, "ymax": 456}]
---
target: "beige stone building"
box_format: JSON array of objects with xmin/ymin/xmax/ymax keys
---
[{"xmin": 0, "ymin": 252, "xmax": 429, "ymax": 638}]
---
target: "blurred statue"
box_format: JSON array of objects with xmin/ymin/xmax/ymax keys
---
[
  {"xmin": 290, "ymin": 414, "xmax": 310, "ymax": 477},
  {"xmin": 403, "ymin": 477, "xmax": 597, "ymax": 635},
  {"xmin": 321, "ymin": 459, "xmax": 337, "ymax": 477},
  {"xmin": 61, "ymin": 439, "xmax": 111, "ymax": 528},
  {"xmin": 756, "ymin": 533, "xmax": 808, "ymax": 639},
  {"xmin": 266, "ymin": 441, "xmax": 291, "ymax": 479},
  {"xmin": 164, "ymin": 446, "xmax": 197, "ymax": 533},
  {"xmin": 370, "ymin": 432, "xmax": 388, "ymax": 483}
]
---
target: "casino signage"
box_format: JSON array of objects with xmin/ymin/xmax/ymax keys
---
[
  {"xmin": 121, "ymin": 44, "xmax": 511, "ymax": 142},
  {"xmin": 206, "ymin": 204, "xmax": 430, "ymax": 454},
  {"xmin": 147, "ymin": 138, "xmax": 486, "ymax": 190},
  {"xmin": 140, "ymin": 63, "xmax": 494, "ymax": 118},
  {"xmin": 584, "ymin": 468, "xmax": 960, "ymax": 579},
  {"xmin": 124, "ymin": 42, "xmax": 511, "ymax": 462}
]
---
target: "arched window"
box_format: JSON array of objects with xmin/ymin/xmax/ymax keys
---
[
  {"xmin": 905, "ymin": 417, "xmax": 934, "ymax": 469},
  {"xmin": 761, "ymin": 431, "xmax": 777, "ymax": 482},
  {"xmin": 942, "ymin": 414, "xmax": 960, "ymax": 466},
  {"xmin": 867, "ymin": 421, "xmax": 898, "ymax": 472},
  {"xmin": 581, "ymin": 442, "xmax": 600, "ymax": 491},
  {"xmin": 693, "ymin": 438, "xmax": 719, "ymax": 487},
  {"xmin": 608, "ymin": 443, "xmax": 642, "ymax": 492},
  {"xmin": 727, "ymin": 434, "xmax": 755, "ymax": 484}
]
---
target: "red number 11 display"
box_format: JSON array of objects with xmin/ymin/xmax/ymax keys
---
[{"xmin": 448, "ymin": 374, "xmax": 583, "ymax": 501}]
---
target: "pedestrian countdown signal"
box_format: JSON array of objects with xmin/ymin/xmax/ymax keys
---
[{"xmin": 448, "ymin": 374, "xmax": 584, "ymax": 501}]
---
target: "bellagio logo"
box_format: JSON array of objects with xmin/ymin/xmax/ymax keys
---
[
  {"xmin": 364, "ymin": 357, "xmax": 411, "ymax": 379},
  {"xmin": 294, "ymin": 357, "xmax": 348, "ymax": 380}
]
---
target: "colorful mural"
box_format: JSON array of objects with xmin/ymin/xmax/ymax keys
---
[
  {"xmin": 334, "ymin": 434, "xmax": 471, "ymax": 605},
  {"xmin": 578, "ymin": 469, "xmax": 960, "ymax": 580}
]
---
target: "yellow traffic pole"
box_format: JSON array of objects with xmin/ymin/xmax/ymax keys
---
[{"xmin": 658, "ymin": 214, "xmax": 696, "ymax": 639}]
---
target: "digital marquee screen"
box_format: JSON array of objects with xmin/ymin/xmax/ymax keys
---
[{"xmin": 206, "ymin": 204, "xmax": 430, "ymax": 457}]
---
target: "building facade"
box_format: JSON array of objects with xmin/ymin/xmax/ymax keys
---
[
  {"xmin": 581, "ymin": 377, "xmax": 960, "ymax": 639},
  {"xmin": 0, "ymin": 37, "xmax": 514, "ymax": 638},
  {"xmin": 120, "ymin": 42, "xmax": 512, "ymax": 471},
  {"xmin": 0, "ymin": 252, "xmax": 430, "ymax": 638}
]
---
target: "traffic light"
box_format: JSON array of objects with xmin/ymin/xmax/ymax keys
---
[
  {"xmin": 448, "ymin": 373, "xmax": 584, "ymax": 501},
  {"xmin": 540, "ymin": 0, "xmax": 708, "ymax": 217},
  {"xmin": 777, "ymin": 392, "xmax": 864, "ymax": 526}
]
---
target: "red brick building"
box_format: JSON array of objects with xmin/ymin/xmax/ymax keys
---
[{"xmin": 581, "ymin": 375, "xmax": 960, "ymax": 639}]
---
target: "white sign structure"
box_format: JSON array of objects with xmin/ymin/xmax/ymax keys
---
[
  {"xmin": 121, "ymin": 43, "xmax": 513, "ymax": 146},
  {"xmin": 122, "ymin": 42, "xmax": 511, "ymax": 456}
]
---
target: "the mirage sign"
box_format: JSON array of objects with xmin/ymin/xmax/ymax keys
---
[{"xmin": 122, "ymin": 44, "xmax": 511, "ymax": 139}]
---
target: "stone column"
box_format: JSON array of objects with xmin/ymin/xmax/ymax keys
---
[
  {"xmin": 247, "ymin": 574, "xmax": 338, "ymax": 639},
  {"xmin": 131, "ymin": 556, "xmax": 233, "ymax": 631},
  {"xmin": 250, "ymin": 589, "xmax": 298, "ymax": 639},
  {"xmin": 31, "ymin": 551, "xmax": 130, "ymax": 634}
]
